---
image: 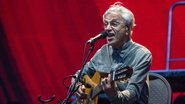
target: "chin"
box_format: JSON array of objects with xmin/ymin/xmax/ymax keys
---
[
  {"xmin": 108, "ymin": 42, "xmax": 116, "ymax": 47},
  {"xmin": 108, "ymin": 41, "xmax": 121, "ymax": 48},
  {"xmin": 107, "ymin": 41, "xmax": 113, "ymax": 45}
]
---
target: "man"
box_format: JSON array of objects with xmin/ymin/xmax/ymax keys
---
[{"xmin": 75, "ymin": 2, "xmax": 152, "ymax": 104}]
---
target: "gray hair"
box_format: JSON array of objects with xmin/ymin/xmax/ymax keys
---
[{"xmin": 103, "ymin": 2, "xmax": 136, "ymax": 30}]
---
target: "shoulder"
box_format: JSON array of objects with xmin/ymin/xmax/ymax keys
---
[
  {"xmin": 131, "ymin": 42, "xmax": 152, "ymax": 66},
  {"xmin": 100, "ymin": 44, "xmax": 109, "ymax": 50},
  {"xmin": 92, "ymin": 44, "xmax": 108, "ymax": 59},
  {"xmin": 133, "ymin": 42, "xmax": 151, "ymax": 55},
  {"xmin": 95, "ymin": 44, "xmax": 109, "ymax": 53},
  {"xmin": 131, "ymin": 42, "xmax": 152, "ymax": 61}
]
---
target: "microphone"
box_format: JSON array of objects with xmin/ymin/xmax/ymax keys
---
[{"xmin": 87, "ymin": 31, "xmax": 108, "ymax": 44}]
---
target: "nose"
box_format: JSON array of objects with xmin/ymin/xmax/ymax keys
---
[{"xmin": 105, "ymin": 24, "xmax": 113, "ymax": 33}]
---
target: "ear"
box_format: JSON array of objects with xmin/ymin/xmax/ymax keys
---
[
  {"xmin": 127, "ymin": 26, "xmax": 133, "ymax": 37},
  {"xmin": 125, "ymin": 27, "xmax": 129, "ymax": 35},
  {"xmin": 125, "ymin": 27, "xmax": 129, "ymax": 31}
]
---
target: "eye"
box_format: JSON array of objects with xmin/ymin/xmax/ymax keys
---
[
  {"xmin": 103, "ymin": 22, "xmax": 108, "ymax": 27},
  {"xmin": 110, "ymin": 22, "xmax": 120, "ymax": 27}
]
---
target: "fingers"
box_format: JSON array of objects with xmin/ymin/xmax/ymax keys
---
[
  {"xmin": 101, "ymin": 74, "xmax": 118, "ymax": 97},
  {"xmin": 101, "ymin": 74, "xmax": 117, "ymax": 90},
  {"xmin": 76, "ymin": 85, "xmax": 87, "ymax": 100},
  {"xmin": 78, "ymin": 85, "xmax": 85, "ymax": 93},
  {"xmin": 101, "ymin": 74, "xmax": 111, "ymax": 90},
  {"xmin": 101, "ymin": 78, "xmax": 110, "ymax": 86}
]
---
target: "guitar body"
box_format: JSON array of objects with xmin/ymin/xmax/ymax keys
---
[
  {"xmin": 77, "ymin": 71, "xmax": 101, "ymax": 104},
  {"xmin": 76, "ymin": 66, "xmax": 133, "ymax": 104}
]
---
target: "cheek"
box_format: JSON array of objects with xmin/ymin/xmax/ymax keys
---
[
  {"xmin": 115, "ymin": 33, "xmax": 124, "ymax": 41},
  {"xmin": 115, "ymin": 29, "xmax": 125, "ymax": 38}
]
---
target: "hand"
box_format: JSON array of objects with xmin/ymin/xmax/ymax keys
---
[
  {"xmin": 101, "ymin": 74, "xmax": 117, "ymax": 97},
  {"xmin": 75, "ymin": 85, "xmax": 88, "ymax": 103}
]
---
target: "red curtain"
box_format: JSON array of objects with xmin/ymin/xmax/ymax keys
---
[{"xmin": 0, "ymin": 0, "xmax": 185, "ymax": 103}]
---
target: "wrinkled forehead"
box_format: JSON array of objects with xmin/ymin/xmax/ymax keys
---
[{"xmin": 103, "ymin": 12, "xmax": 124, "ymax": 22}]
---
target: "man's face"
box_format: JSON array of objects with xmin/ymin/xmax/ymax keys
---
[{"xmin": 103, "ymin": 12, "xmax": 128, "ymax": 48}]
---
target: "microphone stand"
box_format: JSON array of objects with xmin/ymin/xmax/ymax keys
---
[{"xmin": 59, "ymin": 42, "xmax": 94, "ymax": 104}]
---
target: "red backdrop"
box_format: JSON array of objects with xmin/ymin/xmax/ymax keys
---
[{"xmin": 0, "ymin": 0, "xmax": 185, "ymax": 104}]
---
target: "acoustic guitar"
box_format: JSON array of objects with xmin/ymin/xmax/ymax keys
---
[{"xmin": 76, "ymin": 66, "xmax": 133, "ymax": 104}]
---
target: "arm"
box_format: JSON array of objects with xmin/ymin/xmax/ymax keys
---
[
  {"xmin": 71, "ymin": 48, "xmax": 103, "ymax": 100},
  {"xmin": 103, "ymin": 52, "xmax": 152, "ymax": 104}
]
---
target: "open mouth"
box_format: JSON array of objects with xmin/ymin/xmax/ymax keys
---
[
  {"xmin": 107, "ymin": 33, "xmax": 115, "ymax": 37},
  {"xmin": 107, "ymin": 33, "xmax": 115, "ymax": 42},
  {"xmin": 107, "ymin": 38, "xmax": 113, "ymax": 42}
]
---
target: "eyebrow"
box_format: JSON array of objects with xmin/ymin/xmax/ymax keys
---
[
  {"xmin": 103, "ymin": 18, "xmax": 123, "ymax": 22},
  {"xmin": 104, "ymin": 19, "xmax": 121, "ymax": 23}
]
